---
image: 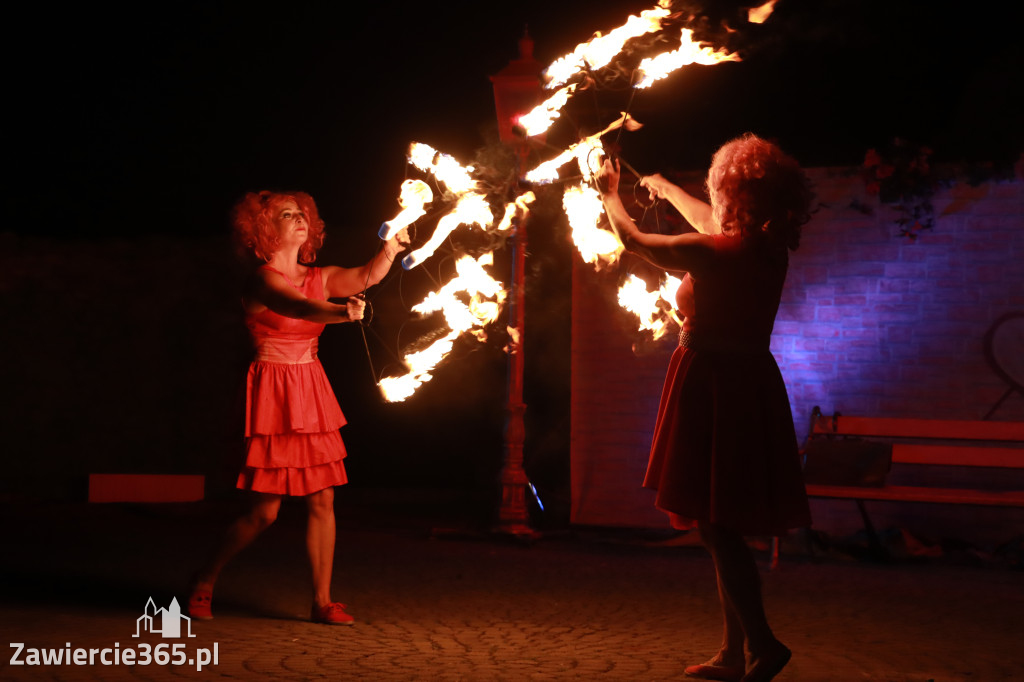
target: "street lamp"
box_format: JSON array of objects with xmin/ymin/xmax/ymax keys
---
[{"xmin": 490, "ymin": 30, "xmax": 543, "ymax": 537}]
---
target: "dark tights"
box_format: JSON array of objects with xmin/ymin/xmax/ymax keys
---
[{"xmin": 698, "ymin": 522, "xmax": 791, "ymax": 681}]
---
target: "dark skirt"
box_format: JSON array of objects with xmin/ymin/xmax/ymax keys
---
[{"xmin": 643, "ymin": 345, "xmax": 812, "ymax": 535}]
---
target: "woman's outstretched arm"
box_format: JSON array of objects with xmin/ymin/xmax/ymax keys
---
[
  {"xmin": 639, "ymin": 174, "xmax": 719, "ymax": 235},
  {"xmin": 322, "ymin": 228, "xmax": 410, "ymax": 299},
  {"xmin": 597, "ymin": 159, "xmax": 715, "ymax": 273},
  {"xmin": 247, "ymin": 269, "xmax": 364, "ymax": 324}
]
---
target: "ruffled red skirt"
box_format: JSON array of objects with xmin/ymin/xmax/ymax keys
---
[
  {"xmin": 643, "ymin": 346, "xmax": 811, "ymax": 535},
  {"xmin": 237, "ymin": 359, "xmax": 348, "ymax": 496}
]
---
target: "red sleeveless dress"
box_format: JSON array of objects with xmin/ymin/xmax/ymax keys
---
[
  {"xmin": 643, "ymin": 234, "xmax": 811, "ymax": 535},
  {"xmin": 236, "ymin": 265, "xmax": 349, "ymax": 496}
]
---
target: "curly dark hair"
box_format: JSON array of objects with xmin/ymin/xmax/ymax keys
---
[
  {"xmin": 232, "ymin": 190, "xmax": 326, "ymax": 263},
  {"xmin": 706, "ymin": 134, "xmax": 813, "ymax": 251}
]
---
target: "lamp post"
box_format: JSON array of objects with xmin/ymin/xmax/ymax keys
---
[{"xmin": 490, "ymin": 30, "xmax": 543, "ymax": 537}]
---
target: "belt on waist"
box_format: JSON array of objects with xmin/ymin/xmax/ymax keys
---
[
  {"xmin": 253, "ymin": 337, "xmax": 319, "ymax": 364},
  {"xmin": 678, "ymin": 330, "xmax": 767, "ymax": 354}
]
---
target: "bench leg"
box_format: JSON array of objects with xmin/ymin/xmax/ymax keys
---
[{"xmin": 855, "ymin": 499, "xmax": 889, "ymax": 561}]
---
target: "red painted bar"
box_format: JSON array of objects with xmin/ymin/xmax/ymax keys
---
[
  {"xmin": 88, "ymin": 474, "xmax": 205, "ymax": 503},
  {"xmin": 813, "ymin": 416, "xmax": 1024, "ymax": 442}
]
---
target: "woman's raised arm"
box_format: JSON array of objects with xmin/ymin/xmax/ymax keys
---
[
  {"xmin": 640, "ymin": 174, "xmax": 719, "ymax": 235},
  {"xmin": 322, "ymin": 228, "xmax": 410, "ymax": 299},
  {"xmin": 596, "ymin": 159, "xmax": 715, "ymax": 273}
]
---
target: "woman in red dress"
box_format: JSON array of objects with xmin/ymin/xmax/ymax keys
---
[
  {"xmin": 188, "ymin": 190, "xmax": 409, "ymax": 625},
  {"xmin": 597, "ymin": 134, "xmax": 813, "ymax": 682}
]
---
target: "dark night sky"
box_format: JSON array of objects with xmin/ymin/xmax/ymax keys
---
[{"xmin": 9, "ymin": 0, "xmax": 1021, "ymax": 240}]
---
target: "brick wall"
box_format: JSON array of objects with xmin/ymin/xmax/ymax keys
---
[
  {"xmin": 777, "ymin": 168, "xmax": 1024, "ymax": 424},
  {"xmin": 570, "ymin": 169, "xmax": 1024, "ymax": 534}
]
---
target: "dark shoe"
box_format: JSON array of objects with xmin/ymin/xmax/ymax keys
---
[
  {"xmin": 684, "ymin": 662, "xmax": 745, "ymax": 682},
  {"xmin": 741, "ymin": 644, "xmax": 791, "ymax": 682},
  {"xmin": 187, "ymin": 589, "xmax": 213, "ymax": 621},
  {"xmin": 311, "ymin": 602, "xmax": 355, "ymax": 626}
]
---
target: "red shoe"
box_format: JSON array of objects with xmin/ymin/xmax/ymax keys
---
[
  {"xmin": 684, "ymin": 662, "xmax": 745, "ymax": 682},
  {"xmin": 187, "ymin": 589, "xmax": 213, "ymax": 621},
  {"xmin": 311, "ymin": 602, "xmax": 355, "ymax": 626}
]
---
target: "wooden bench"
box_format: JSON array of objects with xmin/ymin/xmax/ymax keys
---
[{"xmin": 796, "ymin": 406, "xmax": 1024, "ymax": 559}]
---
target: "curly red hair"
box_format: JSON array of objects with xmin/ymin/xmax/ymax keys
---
[
  {"xmin": 232, "ymin": 190, "xmax": 326, "ymax": 263},
  {"xmin": 707, "ymin": 134, "xmax": 813, "ymax": 251}
]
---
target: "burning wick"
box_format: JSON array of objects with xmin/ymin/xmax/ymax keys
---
[
  {"xmin": 748, "ymin": 0, "xmax": 778, "ymax": 24},
  {"xmin": 402, "ymin": 192, "xmax": 493, "ymax": 271},
  {"xmin": 378, "ymin": 179, "xmax": 433, "ymax": 240},
  {"xmin": 378, "ymin": 253, "xmax": 507, "ymax": 402},
  {"xmin": 524, "ymin": 113, "xmax": 641, "ymax": 185},
  {"xmin": 634, "ymin": 29, "xmax": 740, "ymax": 89},
  {"xmin": 543, "ymin": 2, "xmax": 673, "ymax": 89}
]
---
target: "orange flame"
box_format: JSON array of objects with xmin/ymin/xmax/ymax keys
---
[
  {"xmin": 378, "ymin": 0, "xmax": 758, "ymax": 397},
  {"xmin": 378, "ymin": 190, "xmax": 534, "ymax": 402},
  {"xmin": 634, "ymin": 29, "xmax": 740, "ymax": 89},
  {"xmin": 519, "ymin": 1, "xmax": 670, "ymax": 137},
  {"xmin": 408, "ymin": 142, "xmax": 477, "ymax": 195},
  {"xmin": 524, "ymin": 113, "xmax": 639, "ymax": 185},
  {"xmin": 544, "ymin": 2, "xmax": 673, "ymax": 89},
  {"xmin": 401, "ymin": 144, "xmax": 494, "ymax": 270},
  {"xmin": 379, "ymin": 179, "xmax": 433, "ymax": 240},
  {"xmin": 379, "ymin": 253, "xmax": 507, "ymax": 402},
  {"xmin": 748, "ymin": 0, "xmax": 778, "ymax": 24},
  {"xmin": 516, "ymin": 84, "xmax": 577, "ymax": 138},
  {"xmin": 617, "ymin": 274, "xmax": 683, "ymax": 340},
  {"xmin": 403, "ymin": 192, "xmax": 493, "ymax": 270},
  {"xmin": 563, "ymin": 184, "xmax": 624, "ymax": 268},
  {"xmin": 494, "ymin": 192, "xmax": 537, "ymax": 233}
]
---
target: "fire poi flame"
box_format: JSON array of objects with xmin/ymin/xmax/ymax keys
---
[
  {"xmin": 516, "ymin": 85, "xmax": 577, "ymax": 138},
  {"xmin": 543, "ymin": 1, "xmax": 673, "ymax": 89},
  {"xmin": 401, "ymin": 143, "xmax": 493, "ymax": 271},
  {"xmin": 748, "ymin": 0, "xmax": 779, "ymax": 24},
  {"xmin": 517, "ymin": 2, "xmax": 672, "ymax": 137},
  {"xmin": 403, "ymin": 192, "xmax": 493, "ymax": 270},
  {"xmin": 524, "ymin": 113, "xmax": 639, "ymax": 185},
  {"xmin": 408, "ymin": 142, "xmax": 476, "ymax": 195},
  {"xmin": 378, "ymin": 179, "xmax": 433, "ymax": 240},
  {"xmin": 378, "ymin": 253, "xmax": 508, "ymax": 403},
  {"xmin": 562, "ymin": 184, "xmax": 623, "ymax": 268},
  {"xmin": 371, "ymin": 2, "xmax": 747, "ymax": 401},
  {"xmin": 495, "ymin": 192, "xmax": 538, "ymax": 233},
  {"xmin": 634, "ymin": 29, "xmax": 740, "ymax": 89},
  {"xmin": 517, "ymin": 10, "xmax": 740, "ymax": 345},
  {"xmin": 616, "ymin": 274, "xmax": 684, "ymax": 340},
  {"xmin": 376, "ymin": 151, "xmax": 537, "ymax": 401}
]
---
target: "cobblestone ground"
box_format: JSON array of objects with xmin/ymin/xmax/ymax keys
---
[{"xmin": 1, "ymin": 498, "xmax": 1022, "ymax": 681}]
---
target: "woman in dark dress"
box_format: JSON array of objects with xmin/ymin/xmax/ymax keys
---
[{"xmin": 596, "ymin": 134, "xmax": 813, "ymax": 682}]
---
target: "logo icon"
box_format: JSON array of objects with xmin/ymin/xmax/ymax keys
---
[{"xmin": 133, "ymin": 598, "xmax": 196, "ymax": 639}]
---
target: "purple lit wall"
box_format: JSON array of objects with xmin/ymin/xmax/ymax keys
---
[{"xmin": 570, "ymin": 169, "xmax": 1024, "ymax": 533}]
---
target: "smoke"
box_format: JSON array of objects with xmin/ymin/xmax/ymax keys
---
[{"xmin": 660, "ymin": 0, "xmax": 863, "ymax": 59}]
